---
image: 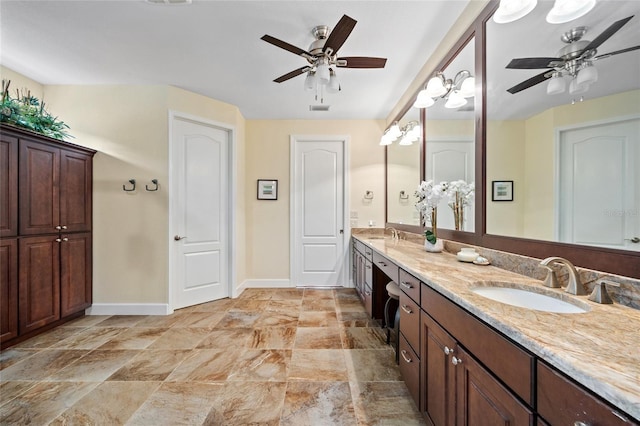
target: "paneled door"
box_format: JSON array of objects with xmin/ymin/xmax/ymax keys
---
[
  {"xmin": 170, "ymin": 115, "xmax": 230, "ymax": 309},
  {"xmin": 291, "ymin": 136, "xmax": 348, "ymax": 287},
  {"xmin": 558, "ymin": 118, "xmax": 640, "ymax": 251}
]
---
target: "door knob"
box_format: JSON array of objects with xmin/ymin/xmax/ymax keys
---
[
  {"xmin": 625, "ymin": 237, "xmax": 640, "ymax": 243},
  {"xmin": 174, "ymin": 235, "xmax": 187, "ymax": 241}
]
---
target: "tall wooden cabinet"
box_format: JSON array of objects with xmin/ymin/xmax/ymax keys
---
[{"xmin": 0, "ymin": 126, "xmax": 95, "ymax": 347}]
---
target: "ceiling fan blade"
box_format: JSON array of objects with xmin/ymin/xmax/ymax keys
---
[
  {"xmin": 507, "ymin": 71, "xmax": 551, "ymax": 94},
  {"xmin": 337, "ymin": 56, "xmax": 387, "ymax": 68},
  {"xmin": 582, "ymin": 15, "xmax": 634, "ymax": 52},
  {"xmin": 261, "ymin": 35, "xmax": 313, "ymax": 58},
  {"xmin": 594, "ymin": 44, "xmax": 640, "ymax": 60},
  {"xmin": 273, "ymin": 66, "xmax": 310, "ymax": 83},
  {"xmin": 323, "ymin": 14, "xmax": 357, "ymax": 55},
  {"xmin": 506, "ymin": 57, "xmax": 562, "ymax": 69}
]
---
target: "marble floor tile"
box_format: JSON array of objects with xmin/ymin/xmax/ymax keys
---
[
  {"xmin": 93, "ymin": 315, "xmax": 147, "ymax": 328},
  {"xmin": 303, "ymin": 288, "xmax": 336, "ymax": 300},
  {"xmin": 266, "ymin": 299, "xmax": 303, "ymax": 313},
  {"xmin": 301, "ymin": 297, "xmax": 337, "ymax": 312},
  {"xmin": 0, "ymin": 349, "xmax": 90, "ymax": 381},
  {"xmin": 49, "ymin": 349, "xmax": 138, "ymax": 382},
  {"xmin": 341, "ymin": 326, "xmax": 386, "ymax": 349},
  {"xmin": 170, "ymin": 311, "xmax": 225, "ymax": 329},
  {"xmin": 51, "ymin": 326, "xmax": 126, "ymax": 350},
  {"xmin": 281, "ymin": 381, "xmax": 356, "ymax": 426},
  {"xmin": 50, "ymin": 381, "xmax": 160, "ymax": 425},
  {"xmin": 188, "ymin": 297, "xmax": 236, "ymax": 312},
  {"xmin": 107, "ymin": 349, "xmax": 190, "ymax": 381},
  {"xmin": 351, "ymin": 381, "xmax": 424, "ymax": 426},
  {"xmin": 216, "ymin": 310, "xmax": 262, "ymax": 328},
  {"xmin": 97, "ymin": 327, "xmax": 167, "ymax": 350},
  {"xmin": 13, "ymin": 326, "xmax": 86, "ymax": 349},
  {"xmin": 249, "ymin": 326, "xmax": 297, "ymax": 349},
  {"xmin": 0, "ymin": 381, "xmax": 38, "ymax": 408},
  {"xmin": 294, "ymin": 327, "xmax": 343, "ymax": 349},
  {"xmin": 254, "ymin": 311, "xmax": 299, "ymax": 327},
  {"xmin": 337, "ymin": 311, "xmax": 380, "ymax": 327},
  {"xmin": 238, "ymin": 288, "xmax": 277, "ymax": 300},
  {"xmin": 196, "ymin": 328, "xmax": 253, "ymax": 349},
  {"xmin": 125, "ymin": 381, "xmax": 226, "ymax": 425},
  {"xmin": 166, "ymin": 348, "xmax": 244, "ymax": 382},
  {"xmin": 205, "ymin": 381, "xmax": 287, "ymax": 425},
  {"xmin": 288, "ymin": 349, "xmax": 349, "ymax": 381},
  {"xmin": 227, "ymin": 349, "xmax": 291, "ymax": 382},
  {"xmin": 336, "ymin": 297, "xmax": 370, "ymax": 313},
  {"xmin": 270, "ymin": 288, "xmax": 305, "ymax": 300},
  {"xmin": 0, "ymin": 381, "xmax": 98, "ymax": 425},
  {"xmin": 344, "ymin": 349, "xmax": 403, "ymax": 382},
  {"xmin": 298, "ymin": 311, "xmax": 339, "ymax": 327},
  {"xmin": 0, "ymin": 348, "xmax": 37, "ymax": 371},
  {"xmin": 230, "ymin": 299, "xmax": 271, "ymax": 312},
  {"xmin": 148, "ymin": 327, "xmax": 211, "ymax": 349},
  {"xmin": 60, "ymin": 314, "xmax": 111, "ymax": 327},
  {"xmin": 134, "ymin": 312, "xmax": 191, "ymax": 328}
]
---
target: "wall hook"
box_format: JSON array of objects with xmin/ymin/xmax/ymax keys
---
[
  {"xmin": 399, "ymin": 190, "xmax": 409, "ymax": 200},
  {"xmin": 364, "ymin": 190, "xmax": 374, "ymax": 200},
  {"xmin": 145, "ymin": 179, "xmax": 159, "ymax": 191},
  {"xmin": 123, "ymin": 179, "xmax": 136, "ymax": 192}
]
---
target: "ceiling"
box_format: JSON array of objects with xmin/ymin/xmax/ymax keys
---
[{"xmin": 0, "ymin": 0, "xmax": 471, "ymax": 120}]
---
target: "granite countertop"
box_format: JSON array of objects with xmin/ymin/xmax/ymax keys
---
[{"xmin": 352, "ymin": 234, "xmax": 640, "ymax": 421}]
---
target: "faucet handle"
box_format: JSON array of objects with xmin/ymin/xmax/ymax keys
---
[
  {"xmin": 540, "ymin": 265, "xmax": 561, "ymax": 288},
  {"xmin": 588, "ymin": 280, "xmax": 620, "ymax": 304}
]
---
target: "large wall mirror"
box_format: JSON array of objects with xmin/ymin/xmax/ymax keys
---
[
  {"xmin": 486, "ymin": 0, "xmax": 640, "ymax": 252},
  {"xmin": 386, "ymin": 107, "xmax": 422, "ymax": 226},
  {"xmin": 424, "ymin": 36, "xmax": 476, "ymax": 233}
]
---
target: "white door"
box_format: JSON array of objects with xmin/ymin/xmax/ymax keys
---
[
  {"xmin": 291, "ymin": 136, "xmax": 347, "ymax": 287},
  {"xmin": 170, "ymin": 116, "xmax": 230, "ymax": 309},
  {"xmin": 426, "ymin": 140, "xmax": 475, "ymax": 231},
  {"xmin": 558, "ymin": 118, "xmax": 640, "ymax": 251}
]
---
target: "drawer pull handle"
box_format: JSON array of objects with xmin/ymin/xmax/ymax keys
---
[
  {"xmin": 365, "ymin": 265, "xmax": 372, "ymax": 269},
  {"xmin": 377, "ymin": 261, "xmax": 387, "ymax": 267},
  {"xmin": 401, "ymin": 350, "xmax": 412, "ymax": 363},
  {"xmin": 444, "ymin": 346, "xmax": 454, "ymax": 355},
  {"xmin": 401, "ymin": 305, "xmax": 413, "ymax": 314},
  {"xmin": 451, "ymin": 356, "xmax": 462, "ymax": 366},
  {"xmin": 400, "ymin": 281, "xmax": 413, "ymax": 289},
  {"xmin": 365, "ymin": 251, "xmax": 372, "ymax": 255},
  {"xmin": 365, "ymin": 291, "xmax": 371, "ymax": 296},
  {"xmin": 574, "ymin": 422, "xmax": 589, "ymax": 426}
]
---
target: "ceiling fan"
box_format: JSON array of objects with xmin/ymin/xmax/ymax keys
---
[
  {"xmin": 260, "ymin": 14, "xmax": 387, "ymax": 88},
  {"xmin": 505, "ymin": 15, "xmax": 640, "ymax": 94}
]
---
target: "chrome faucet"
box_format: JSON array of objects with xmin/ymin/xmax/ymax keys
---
[
  {"xmin": 539, "ymin": 257, "xmax": 587, "ymax": 295},
  {"xmin": 385, "ymin": 227, "xmax": 399, "ymax": 241}
]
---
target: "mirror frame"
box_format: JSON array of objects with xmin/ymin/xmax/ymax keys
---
[{"xmin": 385, "ymin": 0, "xmax": 640, "ymax": 279}]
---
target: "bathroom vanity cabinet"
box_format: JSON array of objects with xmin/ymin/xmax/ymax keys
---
[
  {"xmin": 352, "ymin": 240, "xmax": 373, "ymax": 316},
  {"xmin": 0, "ymin": 126, "xmax": 95, "ymax": 347}
]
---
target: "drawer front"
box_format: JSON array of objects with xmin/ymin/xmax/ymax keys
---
[
  {"xmin": 353, "ymin": 239, "xmax": 373, "ymax": 261},
  {"xmin": 399, "ymin": 291, "xmax": 420, "ymax": 353},
  {"xmin": 421, "ymin": 284, "xmax": 534, "ymax": 406},
  {"xmin": 399, "ymin": 333, "xmax": 420, "ymax": 409},
  {"xmin": 364, "ymin": 258, "xmax": 372, "ymax": 287},
  {"xmin": 372, "ymin": 252, "xmax": 398, "ymax": 283},
  {"xmin": 363, "ymin": 284, "xmax": 373, "ymax": 316},
  {"xmin": 537, "ymin": 361, "xmax": 637, "ymax": 426},
  {"xmin": 399, "ymin": 268, "xmax": 420, "ymax": 304}
]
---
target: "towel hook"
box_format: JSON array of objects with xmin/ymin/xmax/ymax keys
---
[
  {"xmin": 145, "ymin": 179, "xmax": 159, "ymax": 191},
  {"xmin": 399, "ymin": 190, "xmax": 409, "ymax": 200},
  {"xmin": 364, "ymin": 190, "xmax": 374, "ymax": 200},
  {"xmin": 123, "ymin": 179, "xmax": 136, "ymax": 192}
]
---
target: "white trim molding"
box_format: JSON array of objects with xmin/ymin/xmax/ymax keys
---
[{"xmin": 86, "ymin": 303, "xmax": 173, "ymax": 316}]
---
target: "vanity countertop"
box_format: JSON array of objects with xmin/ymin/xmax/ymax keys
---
[{"xmin": 352, "ymin": 234, "xmax": 640, "ymax": 421}]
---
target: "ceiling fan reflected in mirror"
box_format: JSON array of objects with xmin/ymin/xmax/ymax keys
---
[
  {"xmin": 505, "ymin": 15, "xmax": 640, "ymax": 95},
  {"xmin": 260, "ymin": 14, "xmax": 387, "ymax": 102}
]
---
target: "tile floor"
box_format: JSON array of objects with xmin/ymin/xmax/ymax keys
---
[{"xmin": 0, "ymin": 288, "xmax": 425, "ymax": 425}]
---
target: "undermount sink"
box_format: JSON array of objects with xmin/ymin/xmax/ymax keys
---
[{"xmin": 471, "ymin": 282, "xmax": 590, "ymax": 314}]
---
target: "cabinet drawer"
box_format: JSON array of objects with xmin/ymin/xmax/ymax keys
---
[
  {"xmin": 537, "ymin": 361, "xmax": 638, "ymax": 425},
  {"xmin": 364, "ymin": 258, "xmax": 372, "ymax": 288},
  {"xmin": 363, "ymin": 284, "xmax": 373, "ymax": 317},
  {"xmin": 372, "ymin": 252, "xmax": 398, "ymax": 283},
  {"xmin": 399, "ymin": 334, "xmax": 420, "ymax": 409},
  {"xmin": 353, "ymin": 239, "xmax": 373, "ymax": 261},
  {"xmin": 399, "ymin": 291, "xmax": 420, "ymax": 353},
  {"xmin": 421, "ymin": 284, "xmax": 534, "ymax": 406},
  {"xmin": 398, "ymin": 268, "xmax": 420, "ymax": 303}
]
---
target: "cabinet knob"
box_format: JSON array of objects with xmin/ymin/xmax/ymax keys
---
[
  {"xmin": 63, "ymin": 238, "xmax": 69, "ymax": 242},
  {"xmin": 401, "ymin": 350, "xmax": 413, "ymax": 363},
  {"xmin": 444, "ymin": 346, "xmax": 454, "ymax": 355},
  {"xmin": 401, "ymin": 305, "xmax": 413, "ymax": 314},
  {"xmin": 451, "ymin": 356, "xmax": 462, "ymax": 366},
  {"xmin": 62, "ymin": 225, "xmax": 67, "ymax": 230},
  {"xmin": 56, "ymin": 226, "xmax": 62, "ymax": 230},
  {"xmin": 55, "ymin": 238, "xmax": 62, "ymax": 243}
]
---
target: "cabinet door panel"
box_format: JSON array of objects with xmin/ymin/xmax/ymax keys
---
[
  {"xmin": 421, "ymin": 312, "xmax": 457, "ymax": 426},
  {"xmin": 455, "ymin": 346, "xmax": 533, "ymax": 426},
  {"xmin": 60, "ymin": 151, "xmax": 92, "ymax": 232},
  {"xmin": 19, "ymin": 236, "xmax": 60, "ymax": 333},
  {"xmin": 19, "ymin": 140, "xmax": 60, "ymax": 235},
  {"xmin": 0, "ymin": 133, "xmax": 18, "ymax": 237},
  {"xmin": 399, "ymin": 290, "xmax": 420, "ymax": 353},
  {"xmin": 399, "ymin": 333, "xmax": 420, "ymax": 409},
  {"xmin": 1, "ymin": 239, "xmax": 18, "ymax": 342},
  {"xmin": 60, "ymin": 232, "xmax": 92, "ymax": 317}
]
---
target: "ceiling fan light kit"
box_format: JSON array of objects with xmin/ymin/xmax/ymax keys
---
[{"xmin": 260, "ymin": 14, "xmax": 387, "ymax": 105}]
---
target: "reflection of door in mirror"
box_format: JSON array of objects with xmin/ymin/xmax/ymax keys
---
[
  {"xmin": 557, "ymin": 118, "xmax": 640, "ymax": 251},
  {"xmin": 423, "ymin": 37, "xmax": 475, "ymax": 232},
  {"xmin": 485, "ymin": 0, "xmax": 640, "ymax": 252}
]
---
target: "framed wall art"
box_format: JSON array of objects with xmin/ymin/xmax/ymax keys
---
[
  {"xmin": 492, "ymin": 180, "xmax": 513, "ymax": 202},
  {"xmin": 257, "ymin": 179, "xmax": 278, "ymax": 200}
]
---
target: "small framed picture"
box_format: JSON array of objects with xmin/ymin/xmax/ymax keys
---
[
  {"xmin": 492, "ymin": 180, "xmax": 513, "ymax": 202},
  {"xmin": 257, "ymin": 179, "xmax": 278, "ymax": 200}
]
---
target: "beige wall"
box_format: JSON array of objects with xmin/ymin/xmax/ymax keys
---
[
  {"xmin": 245, "ymin": 120, "xmax": 385, "ymax": 280},
  {"xmin": 1, "ymin": 66, "xmax": 44, "ymax": 100}
]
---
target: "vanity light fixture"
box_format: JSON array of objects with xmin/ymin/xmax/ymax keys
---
[
  {"xmin": 380, "ymin": 121, "xmax": 420, "ymax": 146},
  {"xmin": 413, "ymin": 70, "xmax": 474, "ymax": 110},
  {"xmin": 493, "ymin": 0, "xmax": 595, "ymax": 24}
]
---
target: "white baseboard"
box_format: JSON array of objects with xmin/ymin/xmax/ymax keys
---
[
  {"xmin": 86, "ymin": 303, "xmax": 172, "ymax": 316},
  {"xmin": 237, "ymin": 279, "xmax": 293, "ymax": 293}
]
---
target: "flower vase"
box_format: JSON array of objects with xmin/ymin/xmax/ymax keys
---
[
  {"xmin": 453, "ymin": 193, "xmax": 463, "ymax": 231},
  {"xmin": 424, "ymin": 239, "xmax": 444, "ymax": 253}
]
